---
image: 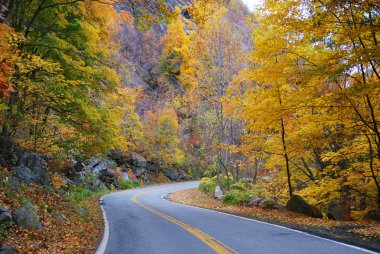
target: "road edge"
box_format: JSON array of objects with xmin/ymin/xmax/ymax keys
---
[
  {"xmin": 162, "ymin": 191, "xmax": 379, "ymax": 254},
  {"xmin": 94, "ymin": 195, "xmax": 111, "ymax": 254}
]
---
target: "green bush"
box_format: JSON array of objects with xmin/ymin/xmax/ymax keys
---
[
  {"xmin": 222, "ymin": 191, "xmax": 250, "ymax": 205},
  {"xmin": 230, "ymin": 183, "xmax": 247, "ymax": 191},
  {"xmin": 199, "ymin": 177, "xmax": 216, "ymax": 193},
  {"xmin": 66, "ymin": 186, "xmax": 109, "ymax": 204},
  {"xmin": 119, "ymin": 179, "xmax": 140, "ymax": 190}
]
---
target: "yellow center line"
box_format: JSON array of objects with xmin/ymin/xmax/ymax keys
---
[{"xmin": 131, "ymin": 191, "xmax": 237, "ymax": 254}]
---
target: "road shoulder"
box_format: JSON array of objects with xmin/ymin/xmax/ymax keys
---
[{"xmin": 168, "ymin": 188, "xmax": 380, "ymax": 253}]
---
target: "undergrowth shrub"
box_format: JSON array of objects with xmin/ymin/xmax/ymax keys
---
[
  {"xmin": 66, "ymin": 186, "xmax": 109, "ymax": 204},
  {"xmin": 222, "ymin": 191, "xmax": 250, "ymax": 205},
  {"xmin": 119, "ymin": 179, "xmax": 140, "ymax": 190}
]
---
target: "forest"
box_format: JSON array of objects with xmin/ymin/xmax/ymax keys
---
[{"xmin": 0, "ymin": 0, "xmax": 380, "ymax": 252}]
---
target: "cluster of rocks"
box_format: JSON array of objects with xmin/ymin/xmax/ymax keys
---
[
  {"xmin": 0, "ymin": 203, "xmax": 44, "ymax": 253},
  {"xmin": 10, "ymin": 152, "xmax": 50, "ymax": 186},
  {"xmin": 107, "ymin": 149, "xmax": 189, "ymax": 182},
  {"xmin": 5, "ymin": 149, "xmax": 190, "ymax": 192},
  {"xmin": 1, "ymin": 149, "xmax": 190, "ymax": 252}
]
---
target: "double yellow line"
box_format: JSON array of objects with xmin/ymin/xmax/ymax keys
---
[{"xmin": 131, "ymin": 192, "xmax": 237, "ymax": 254}]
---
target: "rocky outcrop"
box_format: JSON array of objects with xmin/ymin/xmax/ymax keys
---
[
  {"xmin": 0, "ymin": 205, "xmax": 12, "ymax": 224},
  {"xmin": 15, "ymin": 203, "xmax": 44, "ymax": 230},
  {"xmin": 130, "ymin": 154, "xmax": 147, "ymax": 177},
  {"xmin": 165, "ymin": 169, "xmax": 188, "ymax": 181},
  {"xmin": 11, "ymin": 165, "xmax": 35, "ymax": 184},
  {"xmin": 286, "ymin": 195, "xmax": 323, "ymax": 218},
  {"xmin": 11, "ymin": 152, "xmax": 50, "ymax": 186},
  {"xmin": 19, "ymin": 153, "xmax": 50, "ymax": 185},
  {"xmin": 99, "ymin": 168, "xmax": 119, "ymax": 188},
  {"xmin": 107, "ymin": 149, "xmax": 130, "ymax": 166}
]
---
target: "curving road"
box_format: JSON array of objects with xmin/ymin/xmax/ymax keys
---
[{"xmin": 96, "ymin": 182, "xmax": 377, "ymax": 254}]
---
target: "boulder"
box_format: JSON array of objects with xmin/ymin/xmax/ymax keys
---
[
  {"xmin": 131, "ymin": 154, "xmax": 147, "ymax": 168},
  {"xmin": 146, "ymin": 163, "xmax": 158, "ymax": 173},
  {"xmin": 364, "ymin": 210, "xmax": 380, "ymax": 221},
  {"xmin": 259, "ymin": 198, "xmax": 276, "ymax": 208},
  {"xmin": 56, "ymin": 214, "xmax": 67, "ymax": 221},
  {"xmin": 99, "ymin": 169, "xmax": 119, "ymax": 188},
  {"xmin": 8, "ymin": 176, "xmax": 20, "ymax": 191},
  {"xmin": 107, "ymin": 149, "xmax": 129, "ymax": 166},
  {"xmin": 247, "ymin": 196, "xmax": 262, "ymax": 207},
  {"xmin": 63, "ymin": 178, "xmax": 75, "ymax": 186},
  {"xmin": 133, "ymin": 166, "xmax": 146, "ymax": 177},
  {"xmin": 11, "ymin": 165, "xmax": 35, "ymax": 184},
  {"xmin": 214, "ymin": 186, "xmax": 224, "ymax": 200},
  {"xmin": 165, "ymin": 169, "xmax": 179, "ymax": 181},
  {"xmin": 120, "ymin": 172, "xmax": 129, "ymax": 180},
  {"xmin": 286, "ymin": 195, "xmax": 323, "ymax": 218},
  {"xmin": 15, "ymin": 203, "xmax": 44, "ymax": 230},
  {"xmin": 18, "ymin": 152, "xmax": 50, "ymax": 185},
  {"xmin": 92, "ymin": 161, "xmax": 108, "ymax": 175},
  {"xmin": 0, "ymin": 205, "xmax": 12, "ymax": 224},
  {"xmin": 87, "ymin": 158, "xmax": 102, "ymax": 170},
  {"xmin": 62, "ymin": 161, "xmax": 85, "ymax": 179},
  {"xmin": 327, "ymin": 204, "xmax": 351, "ymax": 221},
  {"xmin": 0, "ymin": 247, "xmax": 16, "ymax": 254},
  {"xmin": 78, "ymin": 207, "xmax": 87, "ymax": 217}
]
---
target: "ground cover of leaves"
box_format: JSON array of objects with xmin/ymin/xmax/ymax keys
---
[{"xmin": 1, "ymin": 182, "xmax": 104, "ymax": 254}]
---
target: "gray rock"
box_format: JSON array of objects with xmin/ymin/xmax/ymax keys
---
[
  {"xmin": 165, "ymin": 169, "xmax": 179, "ymax": 181},
  {"xmin": 18, "ymin": 152, "xmax": 50, "ymax": 185},
  {"xmin": 214, "ymin": 186, "xmax": 224, "ymax": 200},
  {"xmin": 99, "ymin": 169, "xmax": 119, "ymax": 189},
  {"xmin": 79, "ymin": 207, "xmax": 87, "ymax": 217},
  {"xmin": 64, "ymin": 178, "xmax": 75, "ymax": 186},
  {"xmin": 247, "ymin": 196, "xmax": 262, "ymax": 207},
  {"xmin": 120, "ymin": 172, "xmax": 129, "ymax": 180},
  {"xmin": 133, "ymin": 166, "xmax": 146, "ymax": 177},
  {"xmin": 11, "ymin": 165, "xmax": 35, "ymax": 184},
  {"xmin": 0, "ymin": 205, "xmax": 12, "ymax": 224},
  {"xmin": 8, "ymin": 176, "xmax": 20, "ymax": 190},
  {"xmin": 56, "ymin": 214, "xmax": 67, "ymax": 221},
  {"xmin": 15, "ymin": 203, "xmax": 44, "ymax": 230},
  {"xmin": 259, "ymin": 198, "xmax": 276, "ymax": 207},
  {"xmin": 107, "ymin": 149, "xmax": 129, "ymax": 166},
  {"xmin": 146, "ymin": 163, "xmax": 158, "ymax": 173},
  {"xmin": 131, "ymin": 154, "xmax": 147, "ymax": 168},
  {"xmin": 286, "ymin": 195, "xmax": 323, "ymax": 218},
  {"xmin": 92, "ymin": 161, "xmax": 108, "ymax": 175},
  {"xmin": 0, "ymin": 246, "xmax": 16, "ymax": 254},
  {"xmin": 259, "ymin": 198, "xmax": 277, "ymax": 209},
  {"xmin": 87, "ymin": 158, "xmax": 102, "ymax": 169}
]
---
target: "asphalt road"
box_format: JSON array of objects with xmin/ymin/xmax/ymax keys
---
[{"xmin": 97, "ymin": 182, "xmax": 377, "ymax": 254}]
